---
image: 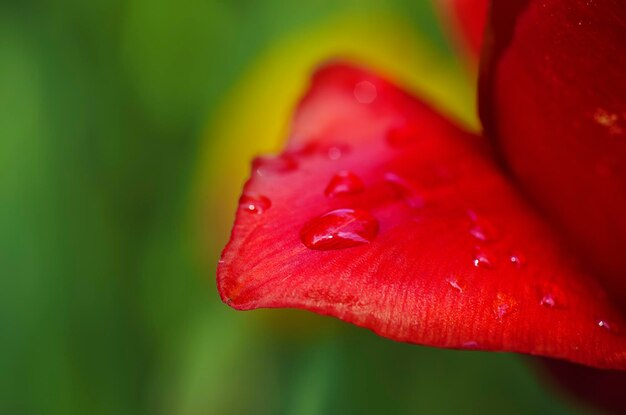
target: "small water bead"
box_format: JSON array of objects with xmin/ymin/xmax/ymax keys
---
[
  {"xmin": 469, "ymin": 223, "xmax": 496, "ymax": 242},
  {"xmin": 597, "ymin": 319, "xmax": 620, "ymax": 334},
  {"xmin": 509, "ymin": 251, "xmax": 526, "ymax": 268},
  {"xmin": 353, "ymin": 81, "xmax": 378, "ymax": 104},
  {"xmin": 493, "ymin": 293, "xmax": 519, "ymax": 320},
  {"xmin": 239, "ymin": 194, "xmax": 271, "ymax": 214},
  {"xmin": 466, "ymin": 211, "xmax": 497, "ymax": 242},
  {"xmin": 473, "ymin": 247, "xmax": 497, "ymax": 269},
  {"xmin": 383, "ymin": 172, "xmax": 425, "ymax": 209},
  {"xmin": 462, "ymin": 341, "xmax": 479, "ymax": 348},
  {"xmin": 447, "ymin": 277, "xmax": 464, "ymax": 293},
  {"xmin": 300, "ymin": 208, "xmax": 379, "ymax": 251},
  {"xmin": 254, "ymin": 154, "xmax": 298, "ymax": 176},
  {"xmin": 327, "ymin": 146, "xmax": 343, "ymax": 160},
  {"xmin": 324, "ymin": 171, "xmax": 365, "ymax": 198},
  {"xmin": 540, "ymin": 294, "xmax": 556, "ymax": 308}
]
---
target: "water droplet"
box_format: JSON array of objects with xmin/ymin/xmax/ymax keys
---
[
  {"xmin": 323, "ymin": 144, "xmax": 350, "ymax": 161},
  {"xmin": 466, "ymin": 211, "xmax": 497, "ymax": 242},
  {"xmin": 493, "ymin": 293, "xmax": 519, "ymax": 320},
  {"xmin": 537, "ymin": 284, "xmax": 567, "ymax": 309},
  {"xmin": 324, "ymin": 171, "xmax": 365, "ymax": 198},
  {"xmin": 383, "ymin": 172, "xmax": 425, "ymax": 209},
  {"xmin": 254, "ymin": 155, "xmax": 298, "ymax": 176},
  {"xmin": 327, "ymin": 146, "xmax": 342, "ymax": 160},
  {"xmin": 469, "ymin": 223, "xmax": 496, "ymax": 242},
  {"xmin": 353, "ymin": 81, "xmax": 377, "ymax": 104},
  {"xmin": 473, "ymin": 247, "xmax": 497, "ymax": 269},
  {"xmin": 509, "ymin": 251, "xmax": 526, "ymax": 268},
  {"xmin": 300, "ymin": 208, "xmax": 379, "ymax": 251},
  {"xmin": 540, "ymin": 294, "xmax": 556, "ymax": 308},
  {"xmin": 239, "ymin": 194, "xmax": 271, "ymax": 214},
  {"xmin": 462, "ymin": 341, "xmax": 479, "ymax": 348},
  {"xmin": 447, "ymin": 277, "xmax": 464, "ymax": 293},
  {"xmin": 386, "ymin": 122, "xmax": 419, "ymax": 147},
  {"xmin": 597, "ymin": 319, "xmax": 620, "ymax": 334}
]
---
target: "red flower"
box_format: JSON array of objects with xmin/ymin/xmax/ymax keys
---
[{"xmin": 218, "ymin": 0, "xmax": 626, "ymax": 410}]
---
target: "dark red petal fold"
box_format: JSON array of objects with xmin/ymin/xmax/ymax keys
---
[
  {"xmin": 539, "ymin": 359, "xmax": 626, "ymax": 414},
  {"xmin": 218, "ymin": 63, "xmax": 626, "ymax": 370},
  {"xmin": 480, "ymin": 0, "xmax": 626, "ymax": 309}
]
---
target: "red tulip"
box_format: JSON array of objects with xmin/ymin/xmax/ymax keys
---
[{"xmin": 218, "ymin": 0, "xmax": 626, "ymax": 411}]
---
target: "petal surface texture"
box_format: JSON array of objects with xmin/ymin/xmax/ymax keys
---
[
  {"xmin": 218, "ymin": 63, "xmax": 626, "ymax": 370},
  {"xmin": 480, "ymin": 1, "xmax": 626, "ymax": 309}
]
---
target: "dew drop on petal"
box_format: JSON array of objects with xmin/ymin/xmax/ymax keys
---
[
  {"xmin": 462, "ymin": 341, "xmax": 479, "ymax": 348},
  {"xmin": 327, "ymin": 146, "xmax": 343, "ymax": 160},
  {"xmin": 466, "ymin": 212, "xmax": 497, "ymax": 242},
  {"xmin": 239, "ymin": 194, "xmax": 271, "ymax": 214},
  {"xmin": 447, "ymin": 277, "xmax": 464, "ymax": 293},
  {"xmin": 300, "ymin": 208, "xmax": 379, "ymax": 251},
  {"xmin": 353, "ymin": 81, "xmax": 377, "ymax": 104},
  {"xmin": 493, "ymin": 293, "xmax": 519, "ymax": 320},
  {"xmin": 509, "ymin": 251, "xmax": 526, "ymax": 268},
  {"xmin": 597, "ymin": 319, "xmax": 621, "ymax": 334},
  {"xmin": 324, "ymin": 171, "xmax": 365, "ymax": 198},
  {"xmin": 540, "ymin": 294, "xmax": 556, "ymax": 308},
  {"xmin": 469, "ymin": 223, "xmax": 496, "ymax": 242},
  {"xmin": 254, "ymin": 154, "xmax": 298, "ymax": 176},
  {"xmin": 384, "ymin": 172, "xmax": 425, "ymax": 209},
  {"xmin": 473, "ymin": 247, "xmax": 497, "ymax": 269}
]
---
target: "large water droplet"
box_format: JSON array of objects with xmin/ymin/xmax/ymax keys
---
[
  {"xmin": 300, "ymin": 208, "xmax": 379, "ymax": 251},
  {"xmin": 239, "ymin": 194, "xmax": 271, "ymax": 214},
  {"xmin": 324, "ymin": 171, "xmax": 365, "ymax": 198},
  {"xmin": 493, "ymin": 293, "xmax": 519, "ymax": 320},
  {"xmin": 473, "ymin": 247, "xmax": 497, "ymax": 269},
  {"xmin": 384, "ymin": 172, "xmax": 425, "ymax": 209},
  {"xmin": 254, "ymin": 155, "xmax": 298, "ymax": 176},
  {"xmin": 353, "ymin": 81, "xmax": 377, "ymax": 104}
]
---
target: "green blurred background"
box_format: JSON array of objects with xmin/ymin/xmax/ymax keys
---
[{"xmin": 0, "ymin": 1, "xmax": 593, "ymax": 414}]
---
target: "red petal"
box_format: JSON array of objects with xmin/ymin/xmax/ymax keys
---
[
  {"xmin": 480, "ymin": 1, "xmax": 626, "ymax": 309},
  {"xmin": 218, "ymin": 63, "xmax": 626, "ymax": 370},
  {"xmin": 436, "ymin": 0, "xmax": 489, "ymax": 61}
]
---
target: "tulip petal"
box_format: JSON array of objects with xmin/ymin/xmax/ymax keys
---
[
  {"xmin": 539, "ymin": 359, "xmax": 626, "ymax": 414},
  {"xmin": 218, "ymin": 63, "xmax": 626, "ymax": 370},
  {"xmin": 480, "ymin": 1, "xmax": 626, "ymax": 309},
  {"xmin": 435, "ymin": 0, "xmax": 488, "ymax": 61}
]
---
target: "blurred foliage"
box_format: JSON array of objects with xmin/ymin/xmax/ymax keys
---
[{"xmin": 0, "ymin": 0, "xmax": 591, "ymax": 414}]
